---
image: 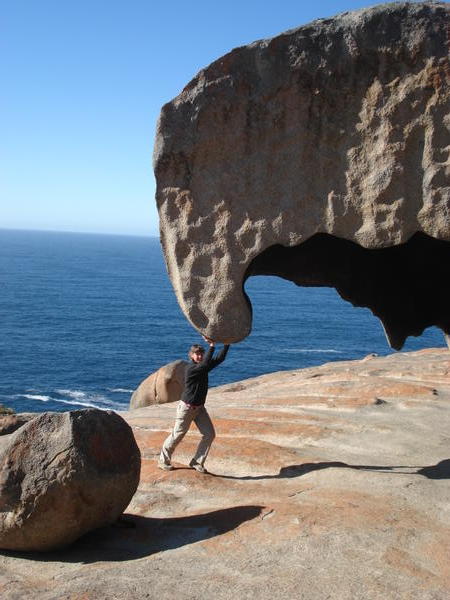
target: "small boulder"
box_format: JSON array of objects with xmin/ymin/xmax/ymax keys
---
[
  {"xmin": 130, "ymin": 360, "xmax": 187, "ymax": 409},
  {"xmin": 0, "ymin": 413, "xmax": 36, "ymax": 436},
  {"xmin": 0, "ymin": 409, "xmax": 141, "ymax": 552}
]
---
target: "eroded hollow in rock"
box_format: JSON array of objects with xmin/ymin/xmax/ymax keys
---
[{"xmin": 244, "ymin": 232, "xmax": 450, "ymax": 350}]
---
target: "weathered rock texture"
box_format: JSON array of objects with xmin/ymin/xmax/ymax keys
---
[
  {"xmin": 1, "ymin": 348, "xmax": 450, "ymax": 599},
  {"xmin": 154, "ymin": 2, "xmax": 450, "ymax": 348},
  {"xmin": 130, "ymin": 360, "xmax": 187, "ymax": 409},
  {"xmin": 0, "ymin": 409, "xmax": 141, "ymax": 551}
]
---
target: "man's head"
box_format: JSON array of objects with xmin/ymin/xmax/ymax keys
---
[{"xmin": 189, "ymin": 344, "xmax": 205, "ymax": 363}]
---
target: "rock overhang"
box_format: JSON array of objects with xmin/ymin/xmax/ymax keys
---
[{"xmin": 154, "ymin": 2, "xmax": 450, "ymax": 347}]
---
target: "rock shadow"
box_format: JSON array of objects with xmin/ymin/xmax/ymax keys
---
[
  {"xmin": 0, "ymin": 505, "xmax": 263, "ymax": 563},
  {"xmin": 212, "ymin": 459, "xmax": 450, "ymax": 481}
]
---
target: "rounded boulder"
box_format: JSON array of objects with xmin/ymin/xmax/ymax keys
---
[
  {"xmin": 0, "ymin": 409, "xmax": 141, "ymax": 552},
  {"xmin": 130, "ymin": 360, "xmax": 187, "ymax": 409}
]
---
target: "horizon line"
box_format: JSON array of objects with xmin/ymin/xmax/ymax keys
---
[{"xmin": 0, "ymin": 226, "xmax": 160, "ymax": 240}]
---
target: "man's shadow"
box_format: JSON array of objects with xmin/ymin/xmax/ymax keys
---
[
  {"xmin": 210, "ymin": 459, "xmax": 450, "ymax": 481},
  {"xmin": 1, "ymin": 505, "xmax": 263, "ymax": 563}
]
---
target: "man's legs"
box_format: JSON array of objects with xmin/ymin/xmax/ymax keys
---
[
  {"xmin": 159, "ymin": 401, "xmax": 195, "ymax": 467},
  {"xmin": 191, "ymin": 406, "xmax": 216, "ymax": 467}
]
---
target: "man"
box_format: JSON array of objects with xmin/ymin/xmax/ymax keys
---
[{"xmin": 158, "ymin": 336, "xmax": 230, "ymax": 473}]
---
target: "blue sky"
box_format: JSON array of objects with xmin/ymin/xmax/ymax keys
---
[{"xmin": 3, "ymin": 0, "xmax": 388, "ymax": 237}]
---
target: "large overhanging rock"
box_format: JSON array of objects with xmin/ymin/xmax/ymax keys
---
[
  {"xmin": 0, "ymin": 409, "xmax": 141, "ymax": 552},
  {"xmin": 154, "ymin": 2, "xmax": 450, "ymax": 349}
]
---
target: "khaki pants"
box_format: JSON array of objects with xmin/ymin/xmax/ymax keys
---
[{"xmin": 160, "ymin": 401, "xmax": 216, "ymax": 466}]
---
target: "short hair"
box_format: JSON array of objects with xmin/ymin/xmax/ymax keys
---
[{"xmin": 189, "ymin": 344, "xmax": 205, "ymax": 357}]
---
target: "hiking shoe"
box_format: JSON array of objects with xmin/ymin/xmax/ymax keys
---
[
  {"xmin": 158, "ymin": 460, "xmax": 174, "ymax": 471},
  {"xmin": 189, "ymin": 460, "xmax": 207, "ymax": 473}
]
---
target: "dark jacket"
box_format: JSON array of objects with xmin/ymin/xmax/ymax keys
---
[{"xmin": 181, "ymin": 345, "xmax": 230, "ymax": 406}]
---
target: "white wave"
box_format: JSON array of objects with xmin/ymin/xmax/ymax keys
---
[
  {"xmin": 56, "ymin": 389, "xmax": 87, "ymax": 399},
  {"xmin": 20, "ymin": 393, "xmax": 100, "ymax": 409},
  {"xmin": 15, "ymin": 388, "xmax": 127, "ymax": 412},
  {"xmin": 57, "ymin": 390, "xmax": 125, "ymax": 411},
  {"xmin": 283, "ymin": 348, "xmax": 342, "ymax": 354},
  {"xmin": 52, "ymin": 398, "xmax": 102, "ymax": 409},
  {"xmin": 21, "ymin": 394, "xmax": 52, "ymax": 402},
  {"xmin": 107, "ymin": 388, "xmax": 133, "ymax": 393}
]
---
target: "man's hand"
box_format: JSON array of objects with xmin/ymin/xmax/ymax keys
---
[{"xmin": 202, "ymin": 335, "xmax": 215, "ymax": 347}]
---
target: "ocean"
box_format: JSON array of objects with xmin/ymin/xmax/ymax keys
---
[{"xmin": 0, "ymin": 229, "xmax": 445, "ymax": 414}]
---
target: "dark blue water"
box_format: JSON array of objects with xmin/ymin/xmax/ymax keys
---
[{"xmin": 0, "ymin": 229, "xmax": 445, "ymax": 413}]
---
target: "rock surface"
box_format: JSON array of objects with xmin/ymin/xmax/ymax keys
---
[
  {"xmin": 154, "ymin": 2, "xmax": 450, "ymax": 347},
  {"xmin": 1, "ymin": 347, "xmax": 450, "ymax": 599},
  {"xmin": 0, "ymin": 409, "xmax": 141, "ymax": 551},
  {"xmin": 130, "ymin": 360, "xmax": 187, "ymax": 409}
]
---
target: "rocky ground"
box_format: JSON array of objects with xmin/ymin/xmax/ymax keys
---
[{"xmin": 1, "ymin": 347, "xmax": 450, "ymax": 599}]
